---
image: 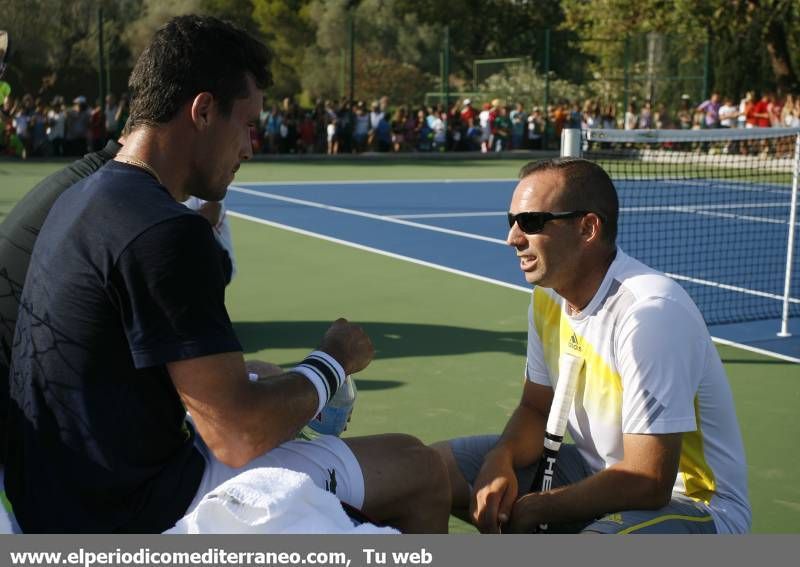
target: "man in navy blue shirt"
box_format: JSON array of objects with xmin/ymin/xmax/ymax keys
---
[
  {"xmin": 0, "ymin": 139, "xmax": 239, "ymax": 468},
  {"xmin": 5, "ymin": 15, "xmax": 449, "ymax": 533}
]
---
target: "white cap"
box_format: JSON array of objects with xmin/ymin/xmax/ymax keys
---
[
  {"xmin": 463, "ymin": 98, "xmax": 471, "ymax": 105},
  {"xmin": 73, "ymin": 95, "xmax": 87, "ymax": 104}
]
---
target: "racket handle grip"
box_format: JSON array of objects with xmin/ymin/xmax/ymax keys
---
[{"xmin": 545, "ymin": 353, "xmax": 583, "ymax": 437}]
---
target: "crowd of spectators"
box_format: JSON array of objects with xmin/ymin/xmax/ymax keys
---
[
  {"xmin": 1, "ymin": 92, "xmax": 128, "ymax": 159},
  {"xmin": 616, "ymin": 91, "xmax": 800, "ymax": 131},
  {"xmin": 252, "ymin": 91, "xmax": 800, "ymax": 155},
  {"xmin": 3, "ymin": 89, "xmax": 799, "ymax": 159}
]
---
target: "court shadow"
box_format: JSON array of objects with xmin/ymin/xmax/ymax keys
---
[
  {"xmin": 233, "ymin": 321, "xmax": 526, "ymax": 361},
  {"xmin": 350, "ymin": 379, "xmax": 402, "ymax": 392}
]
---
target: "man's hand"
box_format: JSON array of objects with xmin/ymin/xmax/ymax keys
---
[
  {"xmin": 319, "ymin": 318, "xmax": 374, "ymax": 375},
  {"xmin": 505, "ymin": 492, "xmax": 546, "ymax": 533},
  {"xmin": 470, "ymin": 447, "xmax": 518, "ymax": 533}
]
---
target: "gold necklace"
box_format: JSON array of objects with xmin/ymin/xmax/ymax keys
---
[{"xmin": 116, "ymin": 154, "xmax": 162, "ymax": 185}]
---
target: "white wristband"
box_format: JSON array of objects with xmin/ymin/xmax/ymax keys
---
[{"xmin": 292, "ymin": 350, "xmax": 346, "ymax": 416}]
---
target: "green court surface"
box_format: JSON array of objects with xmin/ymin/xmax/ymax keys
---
[{"xmin": 1, "ymin": 158, "xmax": 798, "ymax": 533}]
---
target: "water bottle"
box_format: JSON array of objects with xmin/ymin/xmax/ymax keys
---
[{"xmin": 300, "ymin": 375, "xmax": 357, "ymax": 440}]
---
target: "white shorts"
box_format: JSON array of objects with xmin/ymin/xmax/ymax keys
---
[{"xmin": 188, "ymin": 433, "xmax": 365, "ymax": 515}]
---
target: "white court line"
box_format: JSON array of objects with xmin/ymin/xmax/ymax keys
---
[
  {"xmin": 620, "ymin": 205, "xmax": 797, "ymax": 226},
  {"xmin": 226, "ymin": 210, "xmax": 530, "ymax": 294},
  {"xmin": 666, "ymin": 273, "xmax": 800, "ymax": 304},
  {"xmin": 227, "ymin": 186, "xmax": 508, "ymax": 245},
  {"xmin": 687, "ymin": 209, "xmax": 797, "ymax": 226},
  {"xmin": 393, "ymin": 202, "xmax": 788, "ymax": 217},
  {"xmin": 620, "ymin": 203, "xmax": 796, "ymax": 226},
  {"xmin": 687, "ymin": 201, "xmax": 788, "ymax": 210},
  {"xmin": 229, "ymin": 185, "xmax": 798, "ymax": 304},
  {"xmin": 235, "ymin": 177, "xmax": 792, "ymax": 199},
  {"xmin": 622, "ymin": 201, "xmax": 788, "ymax": 211},
  {"xmin": 233, "ymin": 178, "xmax": 515, "ymax": 186},
  {"xmin": 390, "ymin": 211, "xmax": 505, "ymax": 219},
  {"xmin": 708, "ymin": 336, "xmax": 800, "ymax": 364},
  {"xmin": 227, "ymin": 209, "xmax": 800, "ymax": 364},
  {"xmin": 393, "ymin": 204, "xmax": 794, "ymax": 225},
  {"xmin": 622, "ymin": 178, "xmax": 791, "ymax": 195}
]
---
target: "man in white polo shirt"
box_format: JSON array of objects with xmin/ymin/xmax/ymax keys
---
[{"xmin": 434, "ymin": 158, "xmax": 750, "ymax": 534}]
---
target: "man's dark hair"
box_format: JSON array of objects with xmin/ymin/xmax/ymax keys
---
[
  {"xmin": 518, "ymin": 157, "xmax": 619, "ymax": 244},
  {"xmin": 126, "ymin": 15, "xmax": 272, "ymax": 131}
]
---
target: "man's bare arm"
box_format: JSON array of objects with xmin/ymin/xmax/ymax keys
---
[
  {"xmin": 506, "ymin": 431, "xmax": 682, "ymax": 532},
  {"xmin": 470, "ymin": 380, "xmax": 553, "ymax": 533},
  {"xmin": 168, "ymin": 318, "xmax": 373, "ymax": 468}
]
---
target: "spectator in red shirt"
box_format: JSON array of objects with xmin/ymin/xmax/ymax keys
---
[
  {"xmin": 752, "ymin": 93, "xmax": 771, "ymax": 128},
  {"xmin": 460, "ymin": 99, "xmax": 477, "ymax": 125}
]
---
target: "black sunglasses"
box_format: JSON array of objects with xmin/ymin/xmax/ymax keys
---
[{"xmin": 507, "ymin": 210, "xmax": 590, "ymax": 234}]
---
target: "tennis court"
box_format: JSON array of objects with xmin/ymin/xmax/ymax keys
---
[
  {"xmin": 1, "ymin": 158, "xmax": 798, "ymax": 532},
  {"xmin": 225, "ymin": 174, "xmax": 799, "ymax": 361}
]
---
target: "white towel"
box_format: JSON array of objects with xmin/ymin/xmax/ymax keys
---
[{"xmin": 165, "ymin": 467, "xmax": 398, "ymax": 534}]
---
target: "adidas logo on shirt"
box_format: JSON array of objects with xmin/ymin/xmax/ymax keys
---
[{"xmin": 568, "ymin": 332, "xmax": 582, "ymax": 352}]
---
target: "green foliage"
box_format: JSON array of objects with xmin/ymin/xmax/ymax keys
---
[
  {"xmin": 122, "ymin": 0, "xmax": 204, "ymax": 60},
  {"xmin": 395, "ymin": 0, "xmax": 566, "ymax": 77},
  {"xmin": 251, "ymin": 0, "xmax": 315, "ymax": 97},
  {"xmin": 562, "ymin": 0, "xmax": 800, "ymax": 99},
  {"xmin": 200, "ymin": 0, "xmax": 261, "ymax": 34},
  {"xmin": 4, "ymin": 0, "xmax": 799, "ymax": 109},
  {"xmin": 480, "ymin": 63, "xmax": 587, "ymax": 109},
  {"xmin": 2, "ymin": 0, "xmax": 141, "ymax": 99},
  {"xmin": 300, "ymin": 0, "xmax": 438, "ymax": 102}
]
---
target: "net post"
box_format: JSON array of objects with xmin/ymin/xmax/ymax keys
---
[
  {"xmin": 778, "ymin": 133, "xmax": 800, "ymax": 337},
  {"xmin": 561, "ymin": 128, "xmax": 582, "ymax": 157}
]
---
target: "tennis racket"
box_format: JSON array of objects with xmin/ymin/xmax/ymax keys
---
[
  {"xmin": 0, "ymin": 31, "xmax": 9, "ymax": 79},
  {"xmin": 529, "ymin": 351, "xmax": 584, "ymax": 532}
]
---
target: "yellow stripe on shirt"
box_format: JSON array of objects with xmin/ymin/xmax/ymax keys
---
[
  {"xmin": 533, "ymin": 289, "xmax": 622, "ymax": 425},
  {"xmin": 679, "ymin": 396, "xmax": 717, "ymax": 504}
]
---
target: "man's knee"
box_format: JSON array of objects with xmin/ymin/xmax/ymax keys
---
[
  {"xmin": 348, "ymin": 433, "xmax": 450, "ymax": 505},
  {"xmin": 414, "ymin": 440, "xmax": 451, "ymax": 504},
  {"xmin": 382, "ymin": 434, "xmax": 450, "ymax": 499},
  {"xmin": 346, "ymin": 433, "xmax": 451, "ymax": 532},
  {"xmin": 394, "ymin": 436, "xmax": 452, "ymax": 528}
]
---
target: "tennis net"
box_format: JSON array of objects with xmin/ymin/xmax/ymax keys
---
[{"xmin": 563, "ymin": 127, "xmax": 800, "ymax": 333}]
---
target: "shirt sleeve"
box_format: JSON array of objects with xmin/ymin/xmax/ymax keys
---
[
  {"xmin": 616, "ymin": 297, "xmax": 705, "ymax": 435},
  {"xmin": 110, "ymin": 214, "xmax": 241, "ymax": 368},
  {"xmin": 525, "ymin": 301, "xmax": 552, "ymax": 387}
]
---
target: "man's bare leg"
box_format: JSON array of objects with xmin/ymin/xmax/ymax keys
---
[
  {"xmin": 346, "ymin": 434, "xmax": 451, "ymax": 533},
  {"xmin": 431, "ymin": 441, "xmax": 472, "ymax": 523}
]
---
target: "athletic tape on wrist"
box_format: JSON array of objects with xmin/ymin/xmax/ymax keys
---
[{"xmin": 292, "ymin": 350, "xmax": 346, "ymax": 415}]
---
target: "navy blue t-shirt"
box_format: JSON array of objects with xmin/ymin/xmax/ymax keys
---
[{"xmin": 5, "ymin": 161, "xmax": 241, "ymax": 533}]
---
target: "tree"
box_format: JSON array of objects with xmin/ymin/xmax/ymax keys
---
[
  {"xmin": 252, "ymin": 0, "xmax": 316, "ymax": 97},
  {"xmin": 300, "ymin": 0, "xmax": 438, "ymax": 102},
  {"xmin": 200, "ymin": 0, "xmax": 262, "ymax": 35},
  {"xmin": 2, "ymin": 0, "xmax": 143, "ymax": 100},
  {"xmin": 741, "ymin": 0, "xmax": 799, "ymax": 93},
  {"xmin": 562, "ymin": 0, "xmax": 800, "ymax": 101},
  {"xmin": 122, "ymin": 0, "xmax": 204, "ymax": 59},
  {"xmin": 481, "ymin": 63, "xmax": 587, "ymax": 109},
  {"xmin": 395, "ymin": 0, "xmax": 570, "ymax": 78},
  {"xmin": 672, "ymin": 0, "xmax": 799, "ymax": 95}
]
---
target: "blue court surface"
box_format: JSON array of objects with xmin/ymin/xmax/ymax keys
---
[{"xmin": 225, "ymin": 179, "xmax": 800, "ymax": 363}]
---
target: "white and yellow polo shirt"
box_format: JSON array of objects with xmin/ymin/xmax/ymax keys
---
[{"xmin": 525, "ymin": 249, "xmax": 751, "ymax": 533}]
